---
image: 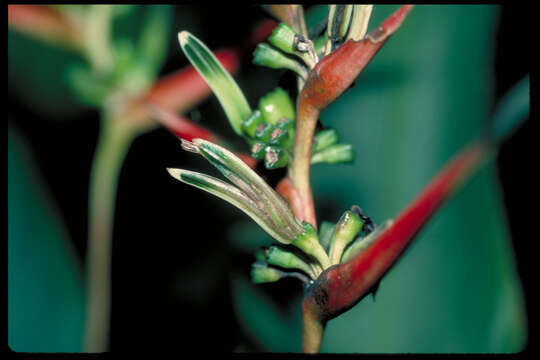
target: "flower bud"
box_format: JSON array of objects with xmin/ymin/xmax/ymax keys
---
[
  {"xmin": 268, "ymin": 22, "xmax": 298, "ymax": 54},
  {"xmin": 251, "ymin": 262, "xmax": 283, "ymax": 283},
  {"xmin": 254, "ymin": 123, "xmax": 275, "ymax": 143},
  {"xmin": 253, "ymin": 43, "xmax": 308, "ymax": 79},
  {"xmin": 265, "ymin": 246, "xmax": 314, "ymax": 277},
  {"xmin": 311, "ymin": 144, "xmax": 354, "ymax": 164},
  {"xmin": 269, "ymin": 128, "xmax": 292, "ymax": 149},
  {"xmin": 264, "ymin": 146, "xmax": 289, "ymax": 169},
  {"xmin": 292, "ymin": 222, "xmax": 331, "ymax": 269},
  {"xmin": 242, "ymin": 110, "xmax": 264, "ymax": 138},
  {"xmin": 251, "ymin": 142, "xmax": 268, "ymax": 160},
  {"xmin": 312, "ymin": 129, "xmax": 339, "ymax": 153},
  {"xmin": 328, "ymin": 210, "xmax": 364, "ymax": 264}
]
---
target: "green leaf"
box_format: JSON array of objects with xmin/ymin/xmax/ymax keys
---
[
  {"xmin": 178, "ymin": 31, "xmax": 251, "ymax": 135},
  {"xmin": 8, "ymin": 127, "xmax": 85, "ymax": 352}
]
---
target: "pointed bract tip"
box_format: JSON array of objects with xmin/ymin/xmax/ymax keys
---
[
  {"xmin": 166, "ymin": 168, "xmax": 183, "ymax": 180},
  {"xmin": 177, "ymin": 31, "xmax": 190, "ymax": 46}
]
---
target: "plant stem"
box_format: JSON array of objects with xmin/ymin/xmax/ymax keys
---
[
  {"xmin": 83, "ymin": 114, "xmax": 137, "ymax": 352},
  {"xmin": 302, "ymin": 294, "xmax": 326, "ymax": 353},
  {"xmin": 290, "ymin": 101, "xmax": 319, "ymax": 227}
]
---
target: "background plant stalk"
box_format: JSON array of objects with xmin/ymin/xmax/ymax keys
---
[{"xmin": 84, "ymin": 114, "xmax": 139, "ymax": 352}]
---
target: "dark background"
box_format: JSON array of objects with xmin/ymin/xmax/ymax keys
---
[{"xmin": 8, "ymin": 5, "xmax": 532, "ymax": 352}]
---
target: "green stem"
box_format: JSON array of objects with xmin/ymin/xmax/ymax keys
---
[
  {"xmin": 302, "ymin": 297, "xmax": 326, "ymax": 353},
  {"xmin": 83, "ymin": 114, "xmax": 136, "ymax": 352}
]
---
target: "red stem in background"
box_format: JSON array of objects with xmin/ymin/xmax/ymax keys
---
[
  {"xmin": 147, "ymin": 49, "xmax": 239, "ymax": 112},
  {"xmin": 8, "ymin": 5, "xmax": 83, "ymax": 51},
  {"xmin": 146, "ymin": 103, "xmax": 256, "ymax": 168},
  {"xmin": 302, "ymin": 140, "xmax": 491, "ymax": 352},
  {"xmin": 145, "ymin": 103, "xmax": 219, "ymax": 142}
]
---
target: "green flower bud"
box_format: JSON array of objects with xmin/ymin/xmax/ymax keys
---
[
  {"xmin": 318, "ymin": 221, "xmax": 336, "ymax": 251},
  {"xmin": 259, "ymin": 87, "xmax": 296, "ymax": 125},
  {"xmin": 254, "ymin": 123, "xmax": 275, "ymax": 143},
  {"xmin": 251, "ymin": 262, "xmax": 283, "ymax": 283},
  {"xmin": 328, "ymin": 210, "xmax": 364, "ymax": 264},
  {"xmin": 251, "ymin": 142, "xmax": 268, "ymax": 160},
  {"xmin": 253, "ymin": 43, "xmax": 308, "ymax": 79},
  {"xmin": 264, "ymin": 146, "xmax": 289, "ymax": 169},
  {"xmin": 312, "ymin": 129, "xmax": 339, "ymax": 153},
  {"xmin": 311, "ymin": 144, "xmax": 355, "ymax": 164},
  {"xmin": 276, "ymin": 117, "xmax": 295, "ymax": 131},
  {"xmin": 292, "ymin": 222, "xmax": 331, "ymax": 269},
  {"xmin": 268, "ymin": 22, "xmax": 298, "ymax": 54},
  {"xmin": 265, "ymin": 246, "xmax": 315, "ymax": 278},
  {"xmin": 242, "ymin": 110, "xmax": 265, "ymax": 138},
  {"xmin": 269, "ymin": 128, "xmax": 292, "ymax": 149}
]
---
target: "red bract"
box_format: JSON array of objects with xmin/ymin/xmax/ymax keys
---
[
  {"xmin": 302, "ymin": 140, "xmax": 490, "ymax": 352},
  {"xmin": 300, "ymin": 5, "xmax": 414, "ymax": 112},
  {"xmin": 292, "ymin": 5, "xmax": 414, "ymax": 227}
]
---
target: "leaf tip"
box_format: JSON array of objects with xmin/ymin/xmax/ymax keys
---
[
  {"xmin": 177, "ymin": 30, "xmax": 190, "ymax": 47},
  {"xmin": 166, "ymin": 167, "xmax": 183, "ymax": 181}
]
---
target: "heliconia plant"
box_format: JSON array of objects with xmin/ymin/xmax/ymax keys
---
[
  {"xmin": 165, "ymin": 4, "xmax": 529, "ymax": 353},
  {"xmin": 9, "ymin": 4, "xmax": 529, "ymax": 353}
]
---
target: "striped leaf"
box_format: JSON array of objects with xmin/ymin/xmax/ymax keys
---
[{"xmin": 178, "ymin": 31, "xmax": 251, "ymax": 135}]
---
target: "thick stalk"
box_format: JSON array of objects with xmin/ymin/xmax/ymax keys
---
[
  {"xmin": 84, "ymin": 115, "xmax": 137, "ymax": 352},
  {"xmin": 290, "ymin": 101, "xmax": 319, "ymax": 227},
  {"xmin": 302, "ymin": 296, "xmax": 326, "ymax": 353}
]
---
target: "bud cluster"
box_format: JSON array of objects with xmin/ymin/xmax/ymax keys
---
[
  {"xmin": 241, "ymin": 87, "xmax": 296, "ymax": 170},
  {"xmin": 250, "ymin": 206, "xmax": 393, "ymax": 286}
]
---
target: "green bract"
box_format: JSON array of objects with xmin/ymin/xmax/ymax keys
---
[
  {"xmin": 168, "ymin": 139, "xmax": 303, "ymax": 244},
  {"xmin": 178, "ymin": 31, "xmax": 251, "ymax": 135},
  {"xmin": 328, "ymin": 211, "xmax": 364, "ymax": 264}
]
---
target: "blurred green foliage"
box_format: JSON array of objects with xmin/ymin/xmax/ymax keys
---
[{"xmin": 8, "ymin": 127, "xmax": 85, "ymax": 352}]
